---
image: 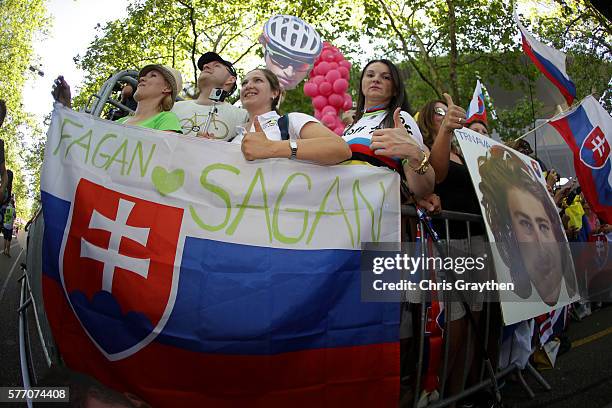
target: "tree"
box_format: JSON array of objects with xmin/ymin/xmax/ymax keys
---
[
  {"xmin": 0, "ymin": 0, "xmax": 49, "ymax": 218},
  {"xmin": 73, "ymin": 0, "xmax": 356, "ymax": 111}
]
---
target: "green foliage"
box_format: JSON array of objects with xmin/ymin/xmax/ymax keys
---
[
  {"xmin": 492, "ymin": 96, "xmax": 544, "ymax": 141},
  {"xmin": 67, "ymin": 0, "xmax": 612, "ymax": 150},
  {"xmin": 0, "ymin": 0, "xmax": 49, "ymax": 218}
]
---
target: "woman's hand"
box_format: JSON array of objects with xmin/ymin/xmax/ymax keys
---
[
  {"xmin": 241, "ymin": 117, "xmax": 273, "ymax": 160},
  {"xmin": 417, "ymin": 193, "xmax": 442, "ymax": 214},
  {"xmin": 439, "ymin": 93, "xmax": 466, "ymax": 136},
  {"xmin": 370, "ymin": 107, "xmax": 423, "ymax": 167},
  {"xmin": 51, "ymin": 76, "xmax": 72, "ymax": 108}
]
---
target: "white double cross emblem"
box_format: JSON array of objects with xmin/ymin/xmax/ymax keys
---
[
  {"xmin": 590, "ymin": 134, "xmax": 608, "ymax": 160},
  {"xmin": 80, "ymin": 199, "xmax": 151, "ymax": 293}
]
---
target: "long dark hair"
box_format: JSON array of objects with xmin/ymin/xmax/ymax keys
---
[
  {"xmin": 417, "ymin": 99, "xmax": 446, "ymax": 148},
  {"xmin": 350, "ymin": 59, "xmax": 411, "ymax": 130}
]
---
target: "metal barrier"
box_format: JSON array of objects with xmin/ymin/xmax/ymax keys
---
[
  {"xmin": 18, "ymin": 208, "xmax": 59, "ymax": 406},
  {"xmin": 401, "ymin": 206, "xmax": 551, "ymax": 407},
  {"xmin": 83, "ymin": 69, "xmax": 139, "ymax": 117}
]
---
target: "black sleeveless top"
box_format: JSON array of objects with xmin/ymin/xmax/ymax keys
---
[{"xmin": 432, "ymin": 157, "xmax": 485, "ymax": 239}]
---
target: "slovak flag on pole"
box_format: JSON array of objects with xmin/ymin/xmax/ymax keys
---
[
  {"xmin": 513, "ymin": 11, "xmax": 576, "ymax": 107},
  {"xmin": 549, "ymin": 96, "xmax": 612, "ymax": 223},
  {"xmin": 465, "ymin": 80, "xmax": 488, "ymax": 125}
]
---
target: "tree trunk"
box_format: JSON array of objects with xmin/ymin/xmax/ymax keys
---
[{"xmin": 446, "ymin": 0, "xmax": 459, "ymax": 100}]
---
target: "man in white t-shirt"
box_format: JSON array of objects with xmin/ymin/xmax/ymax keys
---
[{"xmin": 172, "ymin": 52, "xmax": 248, "ymax": 140}]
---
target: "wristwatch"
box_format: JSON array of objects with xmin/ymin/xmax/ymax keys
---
[{"xmin": 289, "ymin": 139, "xmax": 298, "ymax": 160}]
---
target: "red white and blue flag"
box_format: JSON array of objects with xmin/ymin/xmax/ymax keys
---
[
  {"xmin": 513, "ymin": 11, "xmax": 576, "ymax": 107},
  {"xmin": 535, "ymin": 307, "xmax": 567, "ymax": 346},
  {"xmin": 41, "ymin": 105, "xmax": 402, "ymax": 407},
  {"xmin": 465, "ymin": 80, "xmax": 488, "ymax": 125},
  {"xmin": 549, "ymin": 96, "xmax": 612, "ymax": 223}
]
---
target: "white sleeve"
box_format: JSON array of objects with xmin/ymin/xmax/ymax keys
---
[
  {"xmin": 287, "ymin": 112, "xmax": 319, "ymax": 139},
  {"xmin": 400, "ymin": 111, "xmax": 424, "ymax": 148}
]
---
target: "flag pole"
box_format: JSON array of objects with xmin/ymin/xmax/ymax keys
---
[{"xmin": 514, "ymin": 93, "xmax": 592, "ymax": 141}]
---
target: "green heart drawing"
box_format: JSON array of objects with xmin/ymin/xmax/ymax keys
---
[{"xmin": 151, "ymin": 166, "xmax": 185, "ymax": 196}]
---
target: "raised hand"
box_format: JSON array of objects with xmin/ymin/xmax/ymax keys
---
[
  {"xmin": 51, "ymin": 76, "xmax": 72, "ymax": 108},
  {"xmin": 241, "ymin": 116, "xmax": 273, "ymax": 161},
  {"xmin": 440, "ymin": 93, "xmax": 466, "ymax": 135},
  {"xmin": 370, "ymin": 107, "xmax": 423, "ymax": 167}
]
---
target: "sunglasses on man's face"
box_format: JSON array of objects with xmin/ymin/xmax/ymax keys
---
[
  {"xmin": 434, "ymin": 107, "xmax": 447, "ymax": 116},
  {"xmin": 266, "ymin": 48, "xmax": 311, "ymax": 72}
]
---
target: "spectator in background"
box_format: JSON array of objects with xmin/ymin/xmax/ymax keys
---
[
  {"xmin": 53, "ymin": 64, "xmax": 183, "ymax": 133},
  {"xmin": 172, "ymin": 52, "xmax": 248, "ymax": 140},
  {"xmin": 2, "ymin": 196, "xmax": 15, "ymax": 257},
  {"xmin": 506, "ymin": 138, "xmax": 549, "ymax": 173},
  {"xmin": 467, "ymin": 119, "xmax": 489, "ymax": 136}
]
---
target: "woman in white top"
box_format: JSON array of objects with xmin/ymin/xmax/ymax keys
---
[
  {"xmin": 342, "ymin": 59, "xmax": 434, "ymax": 198},
  {"xmin": 234, "ymin": 68, "xmax": 351, "ymax": 165}
]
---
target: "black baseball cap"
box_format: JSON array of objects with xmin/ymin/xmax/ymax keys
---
[{"xmin": 197, "ymin": 52, "xmax": 237, "ymax": 77}]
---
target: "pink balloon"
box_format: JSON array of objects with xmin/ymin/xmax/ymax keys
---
[
  {"xmin": 322, "ymin": 50, "xmax": 335, "ymax": 62},
  {"xmin": 316, "ymin": 61, "xmax": 331, "ymax": 76},
  {"xmin": 329, "ymin": 93, "xmax": 344, "ymax": 108},
  {"xmin": 338, "ymin": 66, "xmax": 349, "ymax": 79},
  {"xmin": 333, "ymin": 78, "xmax": 349, "ymax": 94},
  {"xmin": 343, "ymin": 93, "xmax": 353, "ymax": 108},
  {"xmin": 303, "ymin": 82, "xmax": 319, "ymax": 97},
  {"xmin": 312, "ymin": 95, "xmax": 328, "ymax": 110},
  {"xmin": 314, "ymin": 109, "xmax": 322, "ymax": 120},
  {"xmin": 318, "ymin": 81, "xmax": 333, "ymax": 96},
  {"xmin": 334, "ymin": 126, "xmax": 345, "ymax": 136},
  {"xmin": 325, "ymin": 69, "xmax": 341, "ymax": 83},
  {"xmin": 329, "ymin": 62, "xmax": 338, "ymax": 70},
  {"xmin": 322, "ymin": 114, "xmax": 336, "ymax": 127},
  {"xmin": 334, "ymin": 53, "xmax": 344, "ymax": 62},
  {"xmin": 311, "ymin": 75, "xmax": 325, "ymax": 85},
  {"xmin": 322, "ymin": 105, "xmax": 338, "ymax": 116},
  {"xmin": 339, "ymin": 60, "xmax": 351, "ymax": 70}
]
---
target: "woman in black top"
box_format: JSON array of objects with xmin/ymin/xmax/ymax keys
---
[{"xmin": 416, "ymin": 94, "xmax": 489, "ymax": 402}]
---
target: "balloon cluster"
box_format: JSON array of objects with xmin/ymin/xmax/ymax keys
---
[{"xmin": 303, "ymin": 42, "xmax": 352, "ymax": 135}]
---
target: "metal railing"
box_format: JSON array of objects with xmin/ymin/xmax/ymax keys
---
[{"xmin": 400, "ymin": 206, "xmax": 551, "ymax": 407}]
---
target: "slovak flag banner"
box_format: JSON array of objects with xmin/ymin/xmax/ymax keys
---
[
  {"xmin": 40, "ymin": 105, "xmax": 401, "ymax": 407},
  {"xmin": 549, "ymin": 96, "xmax": 612, "ymax": 223},
  {"xmin": 513, "ymin": 11, "xmax": 576, "ymax": 107},
  {"xmin": 465, "ymin": 80, "xmax": 487, "ymax": 125}
]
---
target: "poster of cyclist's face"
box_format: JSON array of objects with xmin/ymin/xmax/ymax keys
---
[
  {"xmin": 455, "ymin": 127, "xmax": 579, "ymax": 325},
  {"xmin": 259, "ymin": 15, "xmax": 322, "ymax": 90}
]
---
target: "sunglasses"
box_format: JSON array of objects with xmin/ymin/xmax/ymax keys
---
[
  {"xmin": 434, "ymin": 107, "xmax": 447, "ymax": 116},
  {"xmin": 266, "ymin": 48, "xmax": 311, "ymax": 72}
]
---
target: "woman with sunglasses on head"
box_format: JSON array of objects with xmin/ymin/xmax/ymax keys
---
[
  {"xmin": 233, "ymin": 68, "xmax": 351, "ymax": 165},
  {"xmin": 417, "ymin": 95, "xmax": 495, "ymax": 406},
  {"xmin": 52, "ymin": 64, "xmax": 183, "ymax": 133},
  {"xmin": 342, "ymin": 59, "xmax": 434, "ymax": 198}
]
